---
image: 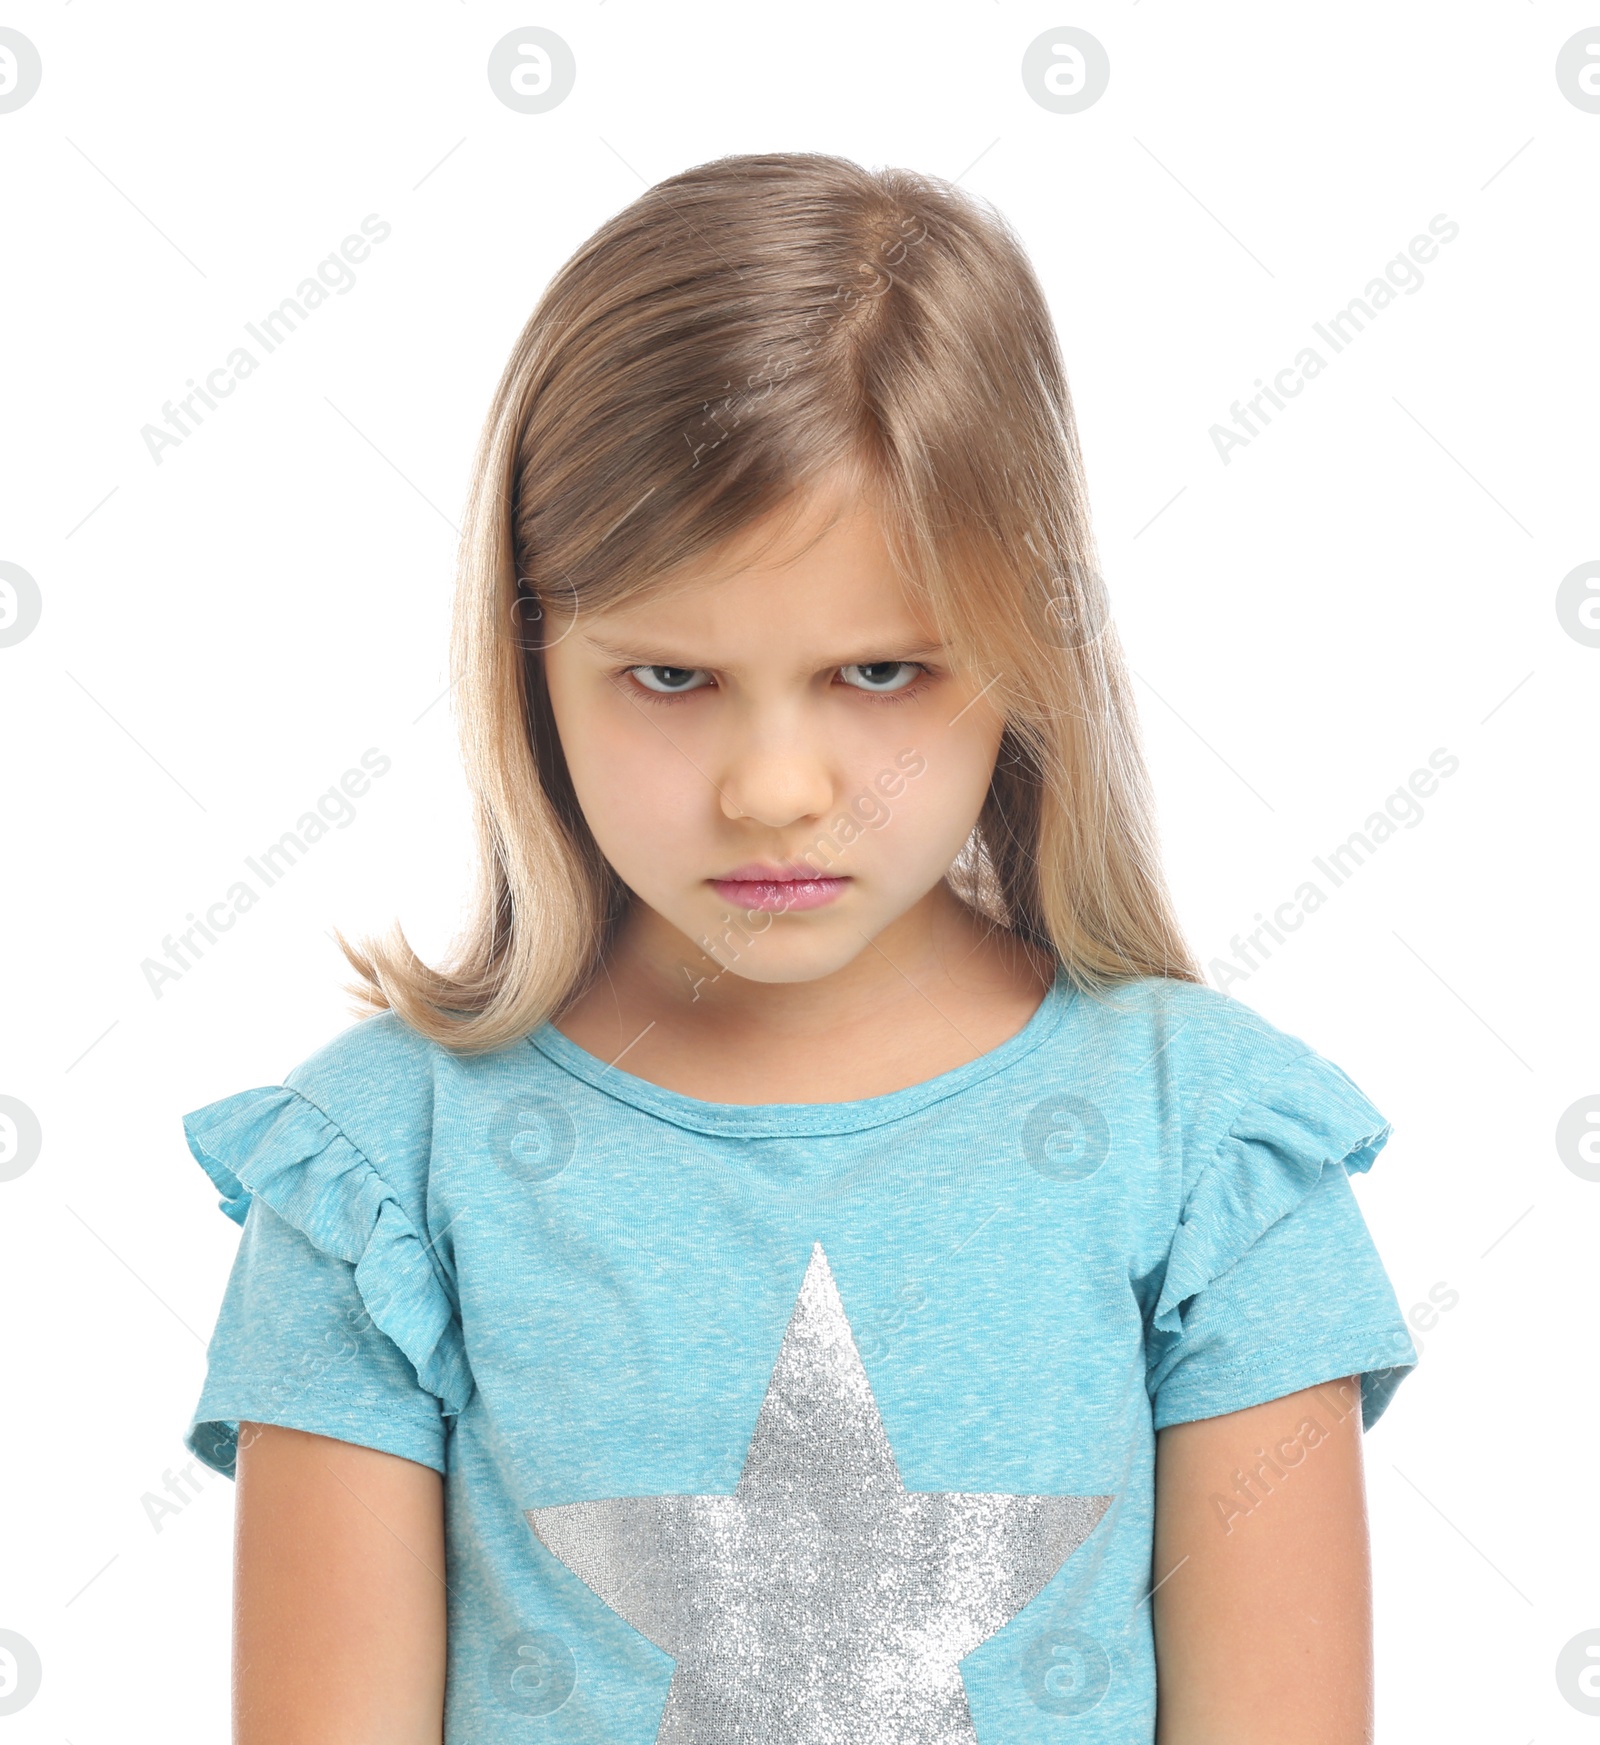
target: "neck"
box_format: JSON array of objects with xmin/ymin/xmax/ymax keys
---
[{"xmin": 551, "ymin": 882, "xmax": 1056, "ymax": 1103}]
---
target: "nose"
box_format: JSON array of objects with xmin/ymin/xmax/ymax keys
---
[{"xmin": 717, "ymin": 736, "xmax": 835, "ymax": 829}]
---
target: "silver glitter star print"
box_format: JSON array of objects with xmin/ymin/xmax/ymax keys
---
[{"xmin": 525, "ymin": 1241, "xmax": 1113, "ymax": 1743}]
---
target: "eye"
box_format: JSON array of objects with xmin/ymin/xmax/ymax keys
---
[
  {"xmin": 627, "ymin": 665, "xmax": 713, "ymax": 695},
  {"xmin": 838, "ymin": 661, "xmax": 923, "ymax": 694}
]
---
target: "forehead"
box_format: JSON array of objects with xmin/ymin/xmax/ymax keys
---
[{"xmin": 582, "ymin": 480, "xmax": 936, "ymax": 662}]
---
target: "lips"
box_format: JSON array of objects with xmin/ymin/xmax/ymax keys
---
[{"xmin": 709, "ymin": 863, "xmax": 849, "ymax": 913}]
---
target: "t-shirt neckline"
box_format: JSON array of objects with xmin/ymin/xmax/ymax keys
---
[{"xmin": 526, "ymin": 971, "xmax": 1077, "ymax": 1138}]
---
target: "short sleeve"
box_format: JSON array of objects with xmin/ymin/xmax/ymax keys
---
[
  {"xmin": 181, "ymin": 1084, "xmax": 472, "ymax": 1479},
  {"xmin": 1146, "ymin": 1046, "xmax": 1418, "ymax": 1432}
]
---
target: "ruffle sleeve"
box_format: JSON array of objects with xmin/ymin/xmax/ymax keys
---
[
  {"xmin": 1147, "ymin": 1045, "xmax": 1416, "ymax": 1429},
  {"xmin": 183, "ymin": 1085, "xmax": 473, "ymax": 1419},
  {"xmin": 1153, "ymin": 1047, "xmax": 1391, "ymax": 1336}
]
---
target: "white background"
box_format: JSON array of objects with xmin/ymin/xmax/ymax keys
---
[{"xmin": 1, "ymin": 2, "xmax": 1596, "ymax": 1738}]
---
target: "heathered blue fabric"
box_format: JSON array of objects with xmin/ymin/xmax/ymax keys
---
[{"xmin": 182, "ymin": 972, "xmax": 1416, "ymax": 1742}]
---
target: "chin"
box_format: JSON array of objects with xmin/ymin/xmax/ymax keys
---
[
  {"xmin": 687, "ymin": 913, "xmax": 885, "ymax": 987},
  {"xmin": 714, "ymin": 954, "xmax": 857, "ymax": 987}
]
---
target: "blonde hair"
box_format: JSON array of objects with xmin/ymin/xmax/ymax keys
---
[{"xmin": 337, "ymin": 151, "xmax": 1202, "ymax": 1053}]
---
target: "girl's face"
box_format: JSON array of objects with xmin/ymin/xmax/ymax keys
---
[{"xmin": 541, "ymin": 472, "xmax": 1008, "ymax": 987}]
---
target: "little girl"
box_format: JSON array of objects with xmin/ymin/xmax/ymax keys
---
[{"xmin": 183, "ymin": 152, "xmax": 1416, "ymax": 1743}]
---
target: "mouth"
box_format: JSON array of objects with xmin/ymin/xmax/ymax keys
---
[{"xmin": 709, "ymin": 862, "xmax": 849, "ymax": 913}]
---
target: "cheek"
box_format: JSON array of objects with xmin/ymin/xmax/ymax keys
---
[
  {"xmin": 551, "ymin": 688, "xmax": 711, "ymax": 873},
  {"xmin": 842, "ymin": 719, "xmax": 999, "ymax": 872}
]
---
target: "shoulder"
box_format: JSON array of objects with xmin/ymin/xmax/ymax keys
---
[
  {"xmin": 181, "ymin": 1011, "xmax": 457, "ymax": 1231},
  {"xmin": 1082, "ymin": 982, "xmax": 1405, "ymax": 1364},
  {"xmin": 181, "ymin": 1010, "xmax": 485, "ymax": 1417},
  {"xmin": 1068, "ymin": 973, "xmax": 1320, "ymax": 1089},
  {"xmin": 282, "ymin": 1009, "xmax": 443, "ymax": 1132},
  {"xmin": 278, "ymin": 1009, "xmax": 522, "ymax": 1193},
  {"xmin": 1056, "ymin": 974, "xmax": 1384, "ymax": 1180}
]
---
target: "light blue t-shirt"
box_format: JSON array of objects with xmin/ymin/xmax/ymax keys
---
[{"xmin": 182, "ymin": 971, "xmax": 1416, "ymax": 1742}]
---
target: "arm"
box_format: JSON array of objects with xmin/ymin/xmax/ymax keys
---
[
  {"xmin": 233, "ymin": 1422, "xmax": 447, "ymax": 1745},
  {"xmin": 1151, "ymin": 1376, "xmax": 1373, "ymax": 1745}
]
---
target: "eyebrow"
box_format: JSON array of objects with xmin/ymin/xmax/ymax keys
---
[{"xmin": 583, "ymin": 636, "xmax": 949, "ymax": 666}]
